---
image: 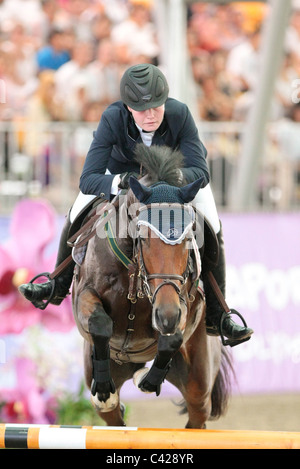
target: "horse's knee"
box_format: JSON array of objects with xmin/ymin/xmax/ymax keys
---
[{"xmin": 88, "ymin": 303, "xmax": 113, "ymax": 340}]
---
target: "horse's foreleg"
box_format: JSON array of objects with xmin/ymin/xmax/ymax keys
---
[
  {"xmin": 88, "ymin": 304, "xmax": 116, "ymax": 403},
  {"xmin": 134, "ymin": 331, "xmax": 183, "ymax": 395},
  {"xmin": 78, "ymin": 289, "xmax": 117, "ymax": 412}
]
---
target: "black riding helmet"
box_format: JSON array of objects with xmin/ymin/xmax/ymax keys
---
[{"xmin": 120, "ymin": 63, "xmax": 169, "ymax": 111}]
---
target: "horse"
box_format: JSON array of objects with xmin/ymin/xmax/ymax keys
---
[{"xmin": 71, "ymin": 144, "xmax": 232, "ymax": 428}]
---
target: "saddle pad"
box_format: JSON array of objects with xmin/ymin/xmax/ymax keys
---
[{"xmin": 72, "ymin": 235, "xmax": 87, "ymax": 266}]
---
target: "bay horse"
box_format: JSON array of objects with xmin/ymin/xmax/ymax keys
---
[{"xmin": 72, "ymin": 144, "xmax": 232, "ymax": 428}]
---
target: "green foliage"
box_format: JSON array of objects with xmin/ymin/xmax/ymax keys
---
[
  {"xmin": 54, "ymin": 381, "xmax": 130, "ymax": 426},
  {"xmin": 55, "ymin": 382, "xmax": 104, "ymax": 426}
]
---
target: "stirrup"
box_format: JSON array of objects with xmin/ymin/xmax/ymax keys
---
[
  {"xmin": 29, "ymin": 272, "xmax": 56, "ymax": 310},
  {"xmin": 220, "ymin": 309, "xmax": 251, "ymax": 348}
]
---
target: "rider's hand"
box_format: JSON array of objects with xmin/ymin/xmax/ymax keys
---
[{"xmin": 118, "ymin": 171, "xmax": 140, "ymax": 189}]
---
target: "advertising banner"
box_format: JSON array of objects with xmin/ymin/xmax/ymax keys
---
[{"xmin": 222, "ymin": 212, "xmax": 300, "ymax": 394}]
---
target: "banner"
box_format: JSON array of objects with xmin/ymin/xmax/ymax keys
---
[{"xmin": 222, "ymin": 212, "xmax": 300, "ymax": 394}]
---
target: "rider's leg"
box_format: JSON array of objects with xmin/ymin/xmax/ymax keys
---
[
  {"xmin": 18, "ymin": 192, "xmax": 97, "ymax": 308},
  {"xmin": 192, "ymin": 184, "xmax": 253, "ymax": 342}
]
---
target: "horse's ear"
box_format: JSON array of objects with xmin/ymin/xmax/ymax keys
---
[
  {"xmin": 129, "ymin": 176, "xmax": 153, "ymax": 202},
  {"xmin": 179, "ymin": 177, "xmax": 205, "ymax": 203}
]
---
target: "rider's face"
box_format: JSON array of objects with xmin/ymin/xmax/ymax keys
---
[{"xmin": 128, "ymin": 105, "xmax": 165, "ymax": 132}]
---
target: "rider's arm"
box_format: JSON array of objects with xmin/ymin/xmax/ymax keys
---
[
  {"xmin": 79, "ymin": 111, "xmax": 117, "ymax": 199},
  {"xmin": 165, "ymin": 99, "xmax": 210, "ymax": 186}
]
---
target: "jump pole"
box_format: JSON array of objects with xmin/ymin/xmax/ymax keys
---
[{"xmin": 1, "ymin": 424, "xmax": 300, "ymax": 449}]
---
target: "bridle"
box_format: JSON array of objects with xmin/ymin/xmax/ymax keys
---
[
  {"xmin": 130, "ymin": 203, "xmax": 202, "ymax": 306},
  {"xmin": 136, "ymin": 235, "xmax": 191, "ymax": 305}
]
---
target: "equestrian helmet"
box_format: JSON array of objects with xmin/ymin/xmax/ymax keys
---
[{"xmin": 120, "ymin": 63, "xmax": 169, "ymax": 111}]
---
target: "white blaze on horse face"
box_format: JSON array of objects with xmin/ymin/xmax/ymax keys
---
[{"xmin": 143, "ymin": 238, "xmax": 189, "ymax": 336}]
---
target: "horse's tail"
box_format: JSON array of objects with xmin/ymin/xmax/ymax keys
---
[{"xmin": 209, "ymin": 345, "xmax": 234, "ymax": 420}]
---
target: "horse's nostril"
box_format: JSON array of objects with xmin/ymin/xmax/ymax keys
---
[{"xmin": 154, "ymin": 307, "xmax": 181, "ymax": 335}]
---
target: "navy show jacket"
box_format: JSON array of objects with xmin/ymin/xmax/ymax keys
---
[{"xmin": 79, "ymin": 98, "xmax": 209, "ymax": 200}]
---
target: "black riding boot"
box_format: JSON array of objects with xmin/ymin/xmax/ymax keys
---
[
  {"xmin": 203, "ymin": 225, "xmax": 253, "ymax": 345},
  {"xmin": 19, "ymin": 211, "xmax": 75, "ymax": 309}
]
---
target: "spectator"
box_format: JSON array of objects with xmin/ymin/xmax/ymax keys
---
[
  {"xmin": 100, "ymin": 0, "xmax": 130, "ymax": 25},
  {"xmin": 111, "ymin": 0, "xmax": 160, "ymax": 64},
  {"xmin": 85, "ymin": 38, "xmax": 122, "ymax": 104},
  {"xmin": 197, "ymin": 75, "xmax": 234, "ymax": 121},
  {"xmin": 56, "ymin": 0, "xmax": 101, "ymax": 40},
  {"xmin": 90, "ymin": 13, "xmax": 112, "ymax": 46},
  {"xmin": 26, "ymin": 70, "xmax": 65, "ymax": 123},
  {"xmin": 0, "ymin": 48, "xmax": 37, "ymax": 118},
  {"xmin": 274, "ymin": 52, "xmax": 299, "ymax": 118},
  {"xmin": 3, "ymin": 21, "xmax": 38, "ymax": 83},
  {"xmin": 210, "ymin": 50, "xmax": 237, "ymax": 99},
  {"xmin": 285, "ymin": 9, "xmax": 300, "ymax": 59},
  {"xmin": 0, "ymin": 0, "xmax": 46, "ymax": 39},
  {"xmin": 36, "ymin": 28, "xmax": 71, "ymax": 71},
  {"xmin": 226, "ymin": 26, "xmax": 262, "ymax": 93},
  {"xmin": 23, "ymin": 70, "xmax": 65, "ymax": 160},
  {"xmin": 231, "ymin": 2, "xmax": 268, "ymax": 35},
  {"xmin": 55, "ymin": 40, "xmax": 95, "ymax": 120},
  {"xmin": 38, "ymin": 0, "xmax": 61, "ymax": 42}
]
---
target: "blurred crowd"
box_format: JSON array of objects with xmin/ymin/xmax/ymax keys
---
[
  {"xmin": 1, "ymin": 0, "xmax": 300, "ymax": 124},
  {"xmin": 188, "ymin": 2, "xmax": 300, "ymax": 122},
  {"xmin": 0, "ymin": 0, "xmax": 160, "ymax": 124},
  {"xmin": 186, "ymin": 2, "xmax": 300, "ymax": 208},
  {"xmin": 0, "ymin": 0, "xmax": 300, "ymax": 209}
]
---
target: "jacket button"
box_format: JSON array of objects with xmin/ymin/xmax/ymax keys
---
[{"xmin": 100, "ymin": 192, "xmax": 105, "ymax": 197}]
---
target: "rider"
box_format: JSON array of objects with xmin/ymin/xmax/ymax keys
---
[{"xmin": 19, "ymin": 63, "xmax": 253, "ymax": 345}]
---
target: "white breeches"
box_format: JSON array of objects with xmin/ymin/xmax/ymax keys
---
[
  {"xmin": 70, "ymin": 191, "xmax": 97, "ymax": 223},
  {"xmin": 70, "ymin": 184, "xmax": 220, "ymax": 234},
  {"xmin": 191, "ymin": 184, "xmax": 220, "ymax": 234}
]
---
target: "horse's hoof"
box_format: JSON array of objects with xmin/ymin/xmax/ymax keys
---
[
  {"xmin": 133, "ymin": 367, "xmax": 153, "ymax": 393},
  {"xmin": 90, "ymin": 391, "xmax": 119, "ymax": 413}
]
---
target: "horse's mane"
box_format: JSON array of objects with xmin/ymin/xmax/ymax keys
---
[{"xmin": 134, "ymin": 143, "xmax": 184, "ymax": 186}]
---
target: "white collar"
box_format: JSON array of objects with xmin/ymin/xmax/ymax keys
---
[{"xmin": 135, "ymin": 123, "xmax": 155, "ymax": 146}]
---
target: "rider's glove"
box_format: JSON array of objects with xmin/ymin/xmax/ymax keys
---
[{"xmin": 118, "ymin": 171, "xmax": 140, "ymax": 189}]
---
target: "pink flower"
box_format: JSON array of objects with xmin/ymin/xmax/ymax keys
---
[
  {"xmin": 0, "ymin": 199, "xmax": 74, "ymax": 334},
  {"xmin": 0, "ymin": 358, "xmax": 56, "ymax": 424}
]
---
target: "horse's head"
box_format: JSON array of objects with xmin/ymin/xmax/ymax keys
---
[{"xmin": 129, "ymin": 176, "xmax": 204, "ymax": 336}]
